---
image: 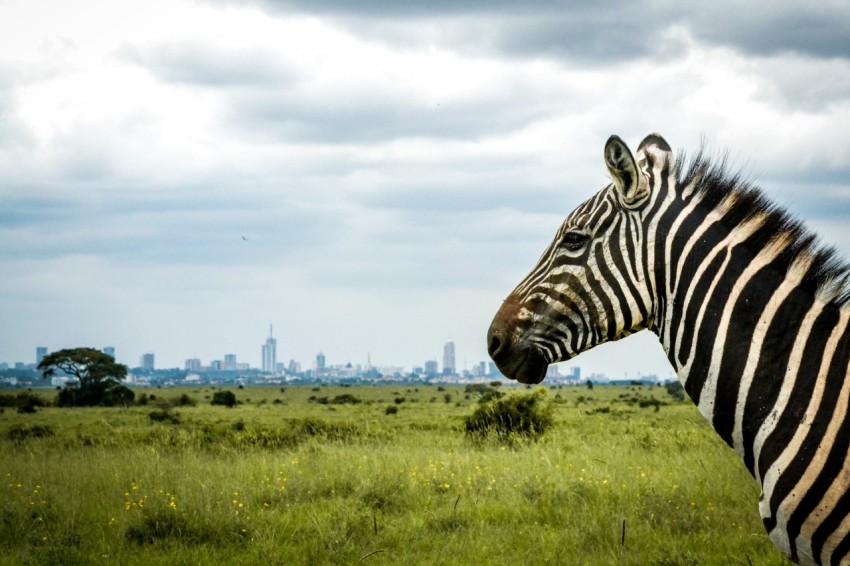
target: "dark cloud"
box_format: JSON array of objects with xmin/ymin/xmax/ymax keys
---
[
  {"xmin": 210, "ymin": 1, "xmax": 850, "ymax": 62},
  {"xmin": 689, "ymin": 5, "xmax": 850, "ymax": 59}
]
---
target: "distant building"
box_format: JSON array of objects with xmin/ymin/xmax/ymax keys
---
[
  {"xmin": 140, "ymin": 353, "xmax": 155, "ymax": 371},
  {"xmin": 316, "ymin": 352, "xmax": 326, "ymax": 372},
  {"xmin": 442, "ymin": 341, "xmax": 456, "ymax": 376},
  {"xmin": 224, "ymin": 354, "xmax": 237, "ymax": 371},
  {"xmin": 103, "ymin": 346, "xmax": 115, "ymax": 359},
  {"xmin": 424, "ymin": 360, "xmax": 439, "ymax": 377},
  {"xmin": 36, "ymin": 346, "xmax": 48, "ymax": 366},
  {"xmin": 546, "ymin": 365, "xmax": 560, "ymax": 378},
  {"xmin": 288, "ymin": 359, "xmax": 301, "ymax": 374},
  {"xmin": 568, "ymin": 366, "xmax": 581, "ymax": 380},
  {"xmin": 185, "ymin": 358, "xmax": 202, "ymax": 371},
  {"xmin": 262, "ymin": 324, "xmax": 277, "ymax": 373}
]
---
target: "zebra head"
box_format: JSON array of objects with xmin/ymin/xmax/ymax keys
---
[{"xmin": 487, "ymin": 134, "xmax": 672, "ymax": 384}]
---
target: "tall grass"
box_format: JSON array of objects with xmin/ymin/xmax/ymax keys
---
[{"xmin": 0, "ymin": 385, "xmax": 787, "ymax": 565}]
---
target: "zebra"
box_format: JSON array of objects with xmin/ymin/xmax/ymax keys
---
[{"xmin": 486, "ymin": 133, "xmax": 850, "ymax": 565}]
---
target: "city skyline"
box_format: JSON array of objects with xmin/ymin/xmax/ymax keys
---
[
  {"xmin": 2, "ymin": 2, "xmax": 848, "ymax": 383},
  {"xmin": 8, "ymin": 330, "xmax": 657, "ymax": 381}
]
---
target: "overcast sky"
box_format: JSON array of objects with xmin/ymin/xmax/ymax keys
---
[{"xmin": 2, "ymin": 1, "xmax": 850, "ymax": 378}]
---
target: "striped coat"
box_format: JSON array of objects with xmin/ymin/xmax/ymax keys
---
[{"xmin": 487, "ymin": 134, "xmax": 850, "ymax": 565}]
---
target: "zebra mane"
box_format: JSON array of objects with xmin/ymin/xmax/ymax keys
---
[{"xmin": 673, "ymin": 148, "xmax": 850, "ymax": 309}]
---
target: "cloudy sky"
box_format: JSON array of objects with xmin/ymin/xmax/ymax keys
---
[{"xmin": 2, "ymin": 1, "xmax": 850, "ymax": 379}]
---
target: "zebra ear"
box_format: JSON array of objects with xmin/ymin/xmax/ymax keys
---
[
  {"xmin": 605, "ymin": 135, "xmax": 649, "ymax": 208},
  {"xmin": 636, "ymin": 133, "xmax": 673, "ymax": 179}
]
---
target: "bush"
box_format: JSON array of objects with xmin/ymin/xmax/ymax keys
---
[
  {"xmin": 1, "ymin": 392, "xmax": 50, "ymax": 413},
  {"xmin": 464, "ymin": 389, "xmax": 553, "ymax": 442},
  {"xmin": 174, "ymin": 393, "xmax": 197, "ymax": 407},
  {"xmin": 104, "ymin": 384, "xmax": 135, "ymax": 407},
  {"xmin": 478, "ymin": 389, "xmax": 504, "ymax": 404},
  {"xmin": 0, "ymin": 394, "xmax": 14, "ymax": 407},
  {"xmin": 6, "ymin": 424, "xmax": 54, "ymax": 444},
  {"xmin": 148, "ymin": 409, "xmax": 180, "ymax": 424},
  {"xmin": 665, "ymin": 381, "xmax": 686, "ymax": 402},
  {"xmin": 55, "ymin": 382, "xmax": 135, "ymax": 407},
  {"xmin": 385, "ymin": 406, "xmax": 398, "ymax": 415},
  {"xmin": 211, "ymin": 390, "xmax": 237, "ymax": 408}
]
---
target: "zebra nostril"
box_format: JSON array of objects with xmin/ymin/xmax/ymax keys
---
[{"xmin": 488, "ymin": 329, "xmax": 505, "ymax": 359}]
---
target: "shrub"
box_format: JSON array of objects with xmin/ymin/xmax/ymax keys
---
[
  {"xmin": 0, "ymin": 394, "xmax": 15, "ymax": 407},
  {"xmin": 174, "ymin": 393, "xmax": 197, "ymax": 407},
  {"xmin": 104, "ymin": 384, "xmax": 135, "ymax": 407},
  {"xmin": 385, "ymin": 406, "xmax": 399, "ymax": 415},
  {"xmin": 211, "ymin": 390, "xmax": 237, "ymax": 408},
  {"xmin": 665, "ymin": 380, "xmax": 686, "ymax": 402},
  {"xmin": 329, "ymin": 393, "xmax": 361, "ymax": 405},
  {"xmin": 478, "ymin": 389, "xmax": 504, "ymax": 404},
  {"xmin": 12, "ymin": 392, "xmax": 49, "ymax": 413},
  {"xmin": 464, "ymin": 389, "xmax": 553, "ymax": 442},
  {"xmin": 148, "ymin": 409, "xmax": 180, "ymax": 424},
  {"xmin": 6, "ymin": 424, "xmax": 54, "ymax": 444},
  {"xmin": 638, "ymin": 398, "xmax": 664, "ymax": 410}
]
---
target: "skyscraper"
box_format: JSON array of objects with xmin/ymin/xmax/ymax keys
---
[
  {"xmin": 424, "ymin": 360, "xmax": 438, "ymax": 377},
  {"xmin": 140, "ymin": 353, "xmax": 155, "ymax": 371},
  {"xmin": 36, "ymin": 346, "xmax": 48, "ymax": 366},
  {"xmin": 103, "ymin": 346, "xmax": 115, "ymax": 359},
  {"xmin": 224, "ymin": 354, "xmax": 237, "ymax": 371},
  {"xmin": 442, "ymin": 341, "xmax": 456, "ymax": 376},
  {"xmin": 262, "ymin": 324, "xmax": 277, "ymax": 373},
  {"xmin": 316, "ymin": 352, "xmax": 326, "ymax": 375}
]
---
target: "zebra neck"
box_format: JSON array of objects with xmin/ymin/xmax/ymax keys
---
[{"xmin": 653, "ymin": 212, "xmax": 850, "ymax": 479}]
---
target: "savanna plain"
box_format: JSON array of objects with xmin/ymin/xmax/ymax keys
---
[{"xmin": 1, "ymin": 384, "xmax": 788, "ymax": 565}]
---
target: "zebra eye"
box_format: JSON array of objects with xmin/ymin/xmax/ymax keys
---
[{"xmin": 561, "ymin": 232, "xmax": 589, "ymax": 252}]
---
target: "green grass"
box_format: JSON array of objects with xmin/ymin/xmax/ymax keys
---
[{"xmin": 0, "ymin": 385, "xmax": 788, "ymax": 565}]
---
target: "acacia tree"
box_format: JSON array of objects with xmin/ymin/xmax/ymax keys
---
[{"xmin": 38, "ymin": 347, "xmax": 131, "ymax": 407}]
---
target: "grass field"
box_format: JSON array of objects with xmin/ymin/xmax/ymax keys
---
[{"xmin": 0, "ymin": 384, "xmax": 788, "ymax": 565}]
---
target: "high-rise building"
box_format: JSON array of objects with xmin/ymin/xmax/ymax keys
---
[
  {"xmin": 316, "ymin": 352, "xmax": 326, "ymax": 375},
  {"xmin": 262, "ymin": 324, "xmax": 277, "ymax": 373},
  {"xmin": 185, "ymin": 358, "xmax": 202, "ymax": 371},
  {"xmin": 224, "ymin": 354, "xmax": 237, "ymax": 371},
  {"xmin": 140, "ymin": 353, "xmax": 155, "ymax": 371},
  {"xmin": 36, "ymin": 346, "xmax": 48, "ymax": 366},
  {"xmin": 288, "ymin": 359, "xmax": 301, "ymax": 375},
  {"xmin": 424, "ymin": 360, "xmax": 439, "ymax": 376},
  {"xmin": 103, "ymin": 346, "xmax": 115, "ymax": 359},
  {"xmin": 442, "ymin": 341, "xmax": 456, "ymax": 376}
]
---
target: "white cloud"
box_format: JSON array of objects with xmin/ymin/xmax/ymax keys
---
[{"xmin": 1, "ymin": 0, "xmax": 849, "ymax": 377}]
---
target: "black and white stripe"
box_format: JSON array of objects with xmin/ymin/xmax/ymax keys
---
[{"xmin": 487, "ymin": 134, "xmax": 850, "ymax": 565}]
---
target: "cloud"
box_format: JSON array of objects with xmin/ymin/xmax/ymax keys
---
[
  {"xmin": 213, "ymin": 1, "xmax": 850, "ymax": 62},
  {"xmin": 2, "ymin": 0, "xmax": 850, "ymax": 375}
]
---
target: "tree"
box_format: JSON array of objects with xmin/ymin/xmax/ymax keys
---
[{"xmin": 38, "ymin": 348, "xmax": 129, "ymax": 407}]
